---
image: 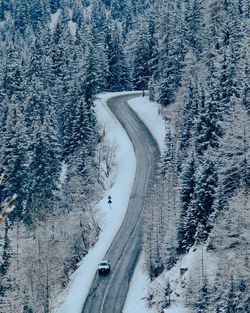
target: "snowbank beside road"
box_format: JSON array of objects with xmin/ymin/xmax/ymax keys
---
[
  {"xmin": 128, "ymin": 96, "xmax": 166, "ymax": 153},
  {"xmin": 123, "ymin": 96, "xmax": 165, "ymax": 313},
  {"xmin": 52, "ymin": 92, "xmax": 138, "ymax": 313}
]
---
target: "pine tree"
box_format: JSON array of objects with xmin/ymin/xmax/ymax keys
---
[
  {"xmin": 132, "ymin": 18, "xmax": 151, "ymax": 91},
  {"xmin": 195, "ymin": 85, "xmax": 222, "ymax": 157},
  {"xmin": 184, "ymin": 0, "xmax": 205, "ymax": 58},
  {"xmin": 1, "ymin": 103, "xmax": 28, "ymax": 220},
  {"xmin": 72, "ymin": 0, "xmax": 85, "ymax": 28},
  {"xmin": 191, "ymin": 155, "xmax": 218, "ymax": 244},
  {"xmin": 178, "ymin": 79, "xmax": 200, "ymax": 162},
  {"xmin": 49, "ymin": 0, "xmax": 60, "ymax": 14},
  {"xmin": 177, "ymin": 152, "xmax": 196, "ymax": 251},
  {"xmin": 157, "ymin": 2, "xmax": 184, "ymax": 106},
  {"xmin": 25, "ymin": 112, "xmax": 62, "ymax": 224},
  {"xmin": 110, "ymin": 0, "xmax": 127, "ymax": 20},
  {"xmin": 218, "ymin": 104, "xmax": 250, "ymax": 196},
  {"xmin": 13, "ymin": 0, "xmax": 29, "ymax": 34},
  {"xmin": 143, "ymin": 181, "xmax": 164, "ymax": 280},
  {"xmin": 0, "ymin": 222, "xmax": 11, "ymax": 279},
  {"xmin": 29, "ymin": 0, "xmax": 50, "ymax": 33},
  {"xmin": 106, "ymin": 21, "xmax": 130, "ymax": 91}
]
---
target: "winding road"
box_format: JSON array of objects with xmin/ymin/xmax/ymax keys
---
[{"xmin": 82, "ymin": 94, "xmax": 160, "ymax": 313}]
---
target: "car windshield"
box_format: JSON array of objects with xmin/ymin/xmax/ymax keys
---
[{"xmin": 100, "ymin": 261, "xmax": 108, "ymax": 266}]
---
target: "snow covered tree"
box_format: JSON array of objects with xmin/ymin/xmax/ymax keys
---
[
  {"xmin": 207, "ymin": 188, "xmax": 250, "ymax": 312},
  {"xmin": 156, "ymin": 1, "xmax": 185, "ymax": 106},
  {"xmin": 177, "ymin": 152, "xmax": 196, "ymax": 252},
  {"xmin": 184, "ymin": 0, "xmax": 205, "ymax": 58},
  {"xmin": 1, "ymin": 103, "xmax": 28, "ymax": 220},
  {"xmin": 25, "ymin": 112, "xmax": 62, "ymax": 224},
  {"xmin": 13, "ymin": 0, "xmax": 30, "ymax": 34},
  {"xmin": 106, "ymin": 21, "xmax": 130, "ymax": 91},
  {"xmin": 49, "ymin": 0, "xmax": 60, "ymax": 14},
  {"xmin": 218, "ymin": 103, "xmax": 250, "ymax": 197},
  {"xmin": 132, "ymin": 18, "xmax": 152, "ymax": 91},
  {"xmin": 28, "ymin": 0, "xmax": 50, "ymax": 32},
  {"xmin": 195, "ymin": 85, "xmax": 223, "ymax": 157},
  {"xmin": 143, "ymin": 180, "xmax": 165, "ymax": 280},
  {"xmin": 191, "ymin": 155, "xmax": 218, "ymax": 244},
  {"xmin": 0, "ymin": 222, "xmax": 11, "ymax": 279},
  {"xmin": 178, "ymin": 79, "xmax": 200, "ymax": 163}
]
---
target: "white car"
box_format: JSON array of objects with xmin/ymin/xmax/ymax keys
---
[{"xmin": 98, "ymin": 260, "xmax": 110, "ymax": 274}]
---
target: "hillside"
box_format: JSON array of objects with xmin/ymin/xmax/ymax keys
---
[{"xmin": 0, "ymin": 1, "xmax": 249, "ymax": 312}]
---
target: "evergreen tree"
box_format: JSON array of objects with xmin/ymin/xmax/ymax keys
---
[
  {"xmin": 191, "ymin": 155, "xmax": 218, "ymax": 244},
  {"xmin": 132, "ymin": 18, "xmax": 151, "ymax": 91},
  {"xmin": 218, "ymin": 104, "xmax": 250, "ymax": 196},
  {"xmin": 25, "ymin": 112, "xmax": 62, "ymax": 224},
  {"xmin": 72, "ymin": 0, "xmax": 85, "ymax": 28},
  {"xmin": 49, "ymin": 0, "xmax": 60, "ymax": 14},
  {"xmin": 143, "ymin": 181, "xmax": 164, "ymax": 280},
  {"xmin": 178, "ymin": 79, "xmax": 200, "ymax": 162},
  {"xmin": 106, "ymin": 21, "xmax": 130, "ymax": 91},
  {"xmin": 184, "ymin": 0, "xmax": 205, "ymax": 58},
  {"xmin": 13, "ymin": 0, "xmax": 29, "ymax": 34},
  {"xmin": 157, "ymin": 2, "xmax": 184, "ymax": 106},
  {"xmin": 110, "ymin": 0, "xmax": 126, "ymax": 20},
  {"xmin": 29, "ymin": 0, "xmax": 49, "ymax": 32},
  {"xmin": 177, "ymin": 152, "xmax": 196, "ymax": 251},
  {"xmin": 1, "ymin": 103, "xmax": 28, "ymax": 220},
  {"xmin": 0, "ymin": 222, "xmax": 11, "ymax": 279},
  {"xmin": 195, "ymin": 85, "xmax": 223, "ymax": 157}
]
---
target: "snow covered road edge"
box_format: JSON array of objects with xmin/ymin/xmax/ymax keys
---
[{"xmin": 52, "ymin": 92, "xmax": 138, "ymax": 313}]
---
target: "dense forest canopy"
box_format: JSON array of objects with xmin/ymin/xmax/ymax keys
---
[{"xmin": 0, "ymin": 0, "xmax": 249, "ymax": 312}]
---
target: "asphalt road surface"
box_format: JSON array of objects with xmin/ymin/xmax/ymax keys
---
[{"xmin": 82, "ymin": 93, "xmax": 160, "ymax": 313}]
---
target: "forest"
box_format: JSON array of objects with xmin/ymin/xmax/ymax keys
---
[{"xmin": 0, "ymin": 0, "xmax": 249, "ymax": 312}]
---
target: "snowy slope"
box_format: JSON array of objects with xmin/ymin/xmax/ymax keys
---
[{"xmin": 128, "ymin": 96, "xmax": 166, "ymax": 153}]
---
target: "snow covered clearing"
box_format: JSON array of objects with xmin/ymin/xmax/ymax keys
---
[{"xmin": 52, "ymin": 91, "xmax": 138, "ymax": 313}]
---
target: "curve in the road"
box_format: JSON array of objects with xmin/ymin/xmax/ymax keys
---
[{"xmin": 82, "ymin": 94, "xmax": 160, "ymax": 313}]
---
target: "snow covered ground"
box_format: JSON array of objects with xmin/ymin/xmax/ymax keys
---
[
  {"xmin": 123, "ymin": 254, "xmax": 157, "ymax": 313},
  {"xmin": 128, "ymin": 96, "xmax": 166, "ymax": 153}
]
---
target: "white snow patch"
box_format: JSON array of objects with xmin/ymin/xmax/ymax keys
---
[
  {"xmin": 0, "ymin": 20, "xmax": 5, "ymax": 29},
  {"xmin": 128, "ymin": 96, "xmax": 166, "ymax": 153},
  {"xmin": 123, "ymin": 254, "xmax": 157, "ymax": 313},
  {"xmin": 164, "ymin": 305, "xmax": 190, "ymax": 313},
  {"xmin": 52, "ymin": 91, "xmax": 139, "ymax": 313},
  {"xmin": 68, "ymin": 8, "xmax": 73, "ymax": 19},
  {"xmin": 68, "ymin": 21, "xmax": 76, "ymax": 37},
  {"xmin": 49, "ymin": 10, "xmax": 61, "ymax": 31},
  {"xmin": 58, "ymin": 161, "xmax": 68, "ymax": 190}
]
